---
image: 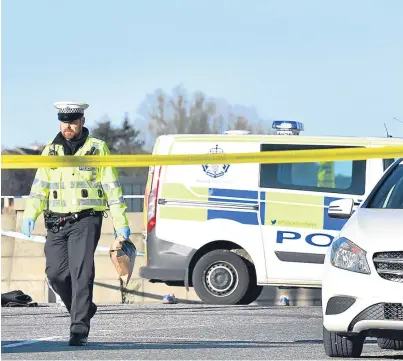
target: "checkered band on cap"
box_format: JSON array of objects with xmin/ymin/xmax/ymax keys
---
[
  {"xmin": 58, "ymin": 107, "xmax": 84, "ymax": 114},
  {"xmin": 53, "ymin": 101, "xmax": 89, "ymax": 114}
]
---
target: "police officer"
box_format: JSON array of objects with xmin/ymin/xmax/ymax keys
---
[{"xmin": 21, "ymin": 101, "xmax": 131, "ymax": 346}]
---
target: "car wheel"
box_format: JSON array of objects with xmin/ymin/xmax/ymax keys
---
[
  {"xmin": 377, "ymin": 337, "xmax": 403, "ymax": 350},
  {"xmin": 323, "ymin": 326, "xmax": 364, "ymax": 358},
  {"xmin": 192, "ymin": 249, "xmax": 252, "ymax": 305}
]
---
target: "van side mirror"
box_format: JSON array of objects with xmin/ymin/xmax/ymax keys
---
[{"xmin": 328, "ymin": 199, "xmax": 354, "ymax": 219}]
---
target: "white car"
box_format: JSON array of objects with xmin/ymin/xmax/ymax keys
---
[{"xmin": 322, "ymin": 158, "xmax": 403, "ymax": 358}]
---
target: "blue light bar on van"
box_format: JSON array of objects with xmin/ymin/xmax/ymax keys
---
[{"xmin": 272, "ymin": 120, "xmax": 304, "ymax": 135}]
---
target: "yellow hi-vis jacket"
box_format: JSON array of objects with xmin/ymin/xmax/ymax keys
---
[
  {"xmin": 23, "ymin": 136, "xmax": 129, "ymax": 230},
  {"xmin": 317, "ymin": 161, "xmax": 335, "ymax": 188}
]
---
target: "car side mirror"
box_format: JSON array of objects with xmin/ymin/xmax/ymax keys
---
[{"xmin": 328, "ymin": 199, "xmax": 354, "ymax": 219}]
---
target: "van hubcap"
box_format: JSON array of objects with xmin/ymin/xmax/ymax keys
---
[{"xmin": 205, "ymin": 261, "xmax": 238, "ymax": 297}]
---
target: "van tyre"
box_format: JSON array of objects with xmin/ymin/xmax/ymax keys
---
[
  {"xmin": 323, "ymin": 326, "xmax": 364, "ymax": 358},
  {"xmin": 192, "ymin": 249, "xmax": 255, "ymax": 305},
  {"xmin": 239, "ymin": 258, "xmax": 263, "ymax": 304},
  {"xmin": 377, "ymin": 338, "xmax": 403, "ymax": 350},
  {"xmin": 239, "ymin": 283, "xmax": 263, "ymax": 305}
]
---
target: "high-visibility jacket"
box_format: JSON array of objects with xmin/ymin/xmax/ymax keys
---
[
  {"xmin": 23, "ymin": 136, "xmax": 129, "ymax": 230},
  {"xmin": 317, "ymin": 161, "xmax": 335, "ymax": 188}
]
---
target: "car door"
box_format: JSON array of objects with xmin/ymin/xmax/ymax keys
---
[{"xmin": 258, "ymin": 143, "xmax": 367, "ymax": 286}]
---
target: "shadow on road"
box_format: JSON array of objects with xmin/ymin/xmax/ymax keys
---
[
  {"xmin": 3, "ymin": 338, "xmax": 398, "ymax": 359},
  {"xmin": 1, "ymin": 339, "xmax": 348, "ymax": 353},
  {"xmin": 2, "ymin": 339, "xmax": 299, "ymax": 353}
]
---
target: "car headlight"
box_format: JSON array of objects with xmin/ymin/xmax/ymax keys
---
[{"xmin": 330, "ymin": 237, "xmax": 371, "ymax": 275}]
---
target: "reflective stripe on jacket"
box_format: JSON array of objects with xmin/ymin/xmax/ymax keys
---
[{"xmin": 23, "ymin": 136, "xmax": 129, "ymax": 230}]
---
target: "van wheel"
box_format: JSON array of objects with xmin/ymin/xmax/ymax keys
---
[
  {"xmin": 377, "ymin": 338, "xmax": 403, "ymax": 350},
  {"xmin": 192, "ymin": 249, "xmax": 253, "ymax": 305},
  {"xmin": 238, "ymin": 258, "xmax": 263, "ymax": 305},
  {"xmin": 239, "ymin": 283, "xmax": 263, "ymax": 305},
  {"xmin": 323, "ymin": 326, "xmax": 364, "ymax": 358}
]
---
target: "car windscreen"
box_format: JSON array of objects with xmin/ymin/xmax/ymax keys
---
[{"xmin": 366, "ymin": 164, "xmax": 403, "ymax": 209}]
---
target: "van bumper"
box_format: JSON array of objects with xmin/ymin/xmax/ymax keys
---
[{"xmin": 139, "ymin": 229, "xmax": 196, "ymax": 283}]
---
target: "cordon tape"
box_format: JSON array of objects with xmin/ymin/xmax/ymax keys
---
[
  {"xmin": 2, "ymin": 145, "xmax": 403, "ymax": 169},
  {"xmin": 0, "ymin": 230, "xmax": 145, "ymax": 256},
  {"xmin": 1, "ymin": 146, "xmax": 402, "ymax": 259}
]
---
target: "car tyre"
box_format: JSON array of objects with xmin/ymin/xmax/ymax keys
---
[
  {"xmin": 192, "ymin": 249, "xmax": 253, "ymax": 305},
  {"xmin": 377, "ymin": 337, "xmax": 403, "ymax": 350},
  {"xmin": 323, "ymin": 326, "xmax": 364, "ymax": 358}
]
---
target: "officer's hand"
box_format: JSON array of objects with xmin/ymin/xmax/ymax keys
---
[
  {"xmin": 115, "ymin": 226, "xmax": 131, "ymax": 239},
  {"xmin": 21, "ymin": 218, "xmax": 35, "ymax": 237}
]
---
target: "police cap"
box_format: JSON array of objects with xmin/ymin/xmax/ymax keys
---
[{"xmin": 54, "ymin": 101, "xmax": 89, "ymax": 123}]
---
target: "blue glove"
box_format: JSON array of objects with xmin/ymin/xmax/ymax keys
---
[
  {"xmin": 115, "ymin": 226, "xmax": 131, "ymax": 239},
  {"xmin": 21, "ymin": 218, "xmax": 35, "ymax": 237}
]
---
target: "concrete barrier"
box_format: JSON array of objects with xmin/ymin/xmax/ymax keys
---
[
  {"xmin": 1, "ymin": 199, "xmax": 204, "ymax": 305},
  {"xmin": 1, "ymin": 198, "xmax": 322, "ymax": 306}
]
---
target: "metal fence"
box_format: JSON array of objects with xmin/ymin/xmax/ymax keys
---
[{"xmin": 121, "ymin": 184, "xmax": 146, "ymax": 212}]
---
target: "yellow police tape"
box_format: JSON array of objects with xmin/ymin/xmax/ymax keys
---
[{"xmin": 1, "ymin": 146, "xmax": 403, "ymax": 169}]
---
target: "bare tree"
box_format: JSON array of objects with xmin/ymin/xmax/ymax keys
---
[{"xmin": 137, "ymin": 84, "xmax": 273, "ymax": 150}]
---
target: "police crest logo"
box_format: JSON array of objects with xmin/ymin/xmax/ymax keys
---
[{"xmin": 202, "ymin": 145, "xmax": 230, "ymax": 178}]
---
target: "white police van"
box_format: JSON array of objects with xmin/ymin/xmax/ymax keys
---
[{"xmin": 139, "ymin": 121, "xmax": 403, "ymax": 305}]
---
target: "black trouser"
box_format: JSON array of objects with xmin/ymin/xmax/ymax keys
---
[{"xmin": 44, "ymin": 211, "xmax": 103, "ymax": 335}]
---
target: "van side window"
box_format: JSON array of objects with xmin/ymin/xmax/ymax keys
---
[{"xmin": 259, "ymin": 144, "xmax": 366, "ymax": 195}]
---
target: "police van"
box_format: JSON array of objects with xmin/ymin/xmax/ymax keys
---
[{"xmin": 139, "ymin": 121, "xmax": 403, "ymax": 305}]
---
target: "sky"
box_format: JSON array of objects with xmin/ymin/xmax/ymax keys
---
[{"xmin": 2, "ymin": 0, "xmax": 403, "ymax": 149}]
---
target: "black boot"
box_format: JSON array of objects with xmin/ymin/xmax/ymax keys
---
[
  {"xmin": 69, "ymin": 333, "xmax": 88, "ymax": 346},
  {"xmin": 68, "ymin": 303, "xmax": 96, "ymax": 346}
]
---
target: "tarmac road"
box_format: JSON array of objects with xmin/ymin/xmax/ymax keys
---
[{"xmin": 1, "ymin": 304, "xmax": 402, "ymax": 360}]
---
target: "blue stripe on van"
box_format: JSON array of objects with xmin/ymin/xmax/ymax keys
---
[
  {"xmin": 323, "ymin": 196, "xmax": 349, "ymax": 231},
  {"xmin": 208, "ymin": 188, "xmax": 258, "ymax": 204},
  {"xmin": 207, "ymin": 210, "xmax": 259, "ymax": 225},
  {"xmin": 205, "ymin": 189, "xmax": 350, "ymax": 230},
  {"xmin": 260, "ymin": 191, "xmax": 266, "ymax": 226},
  {"xmin": 207, "ymin": 188, "xmax": 259, "ymax": 225}
]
